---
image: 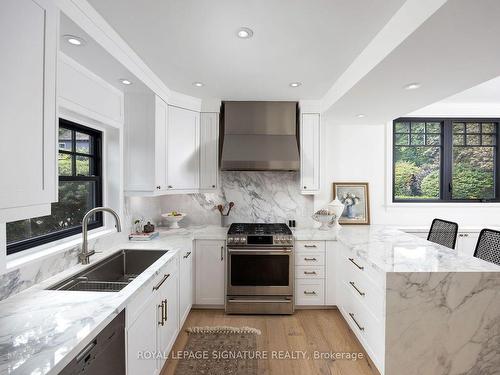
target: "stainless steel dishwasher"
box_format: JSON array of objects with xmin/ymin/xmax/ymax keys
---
[{"xmin": 60, "ymin": 310, "xmax": 125, "ymax": 374}]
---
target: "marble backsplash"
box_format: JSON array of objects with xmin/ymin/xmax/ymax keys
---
[{"xmin": 127, "ymin": 171, "xmax": 315, "ymax": 228}]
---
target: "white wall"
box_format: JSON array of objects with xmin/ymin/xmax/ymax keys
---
[{"xmin": 316, "ymin": 102, "xmax": 500, "ymax": 227}]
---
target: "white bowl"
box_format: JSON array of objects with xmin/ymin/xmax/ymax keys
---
[{"xmin": 161, "ymin": 213, "xmax": 186, "ymax": 229}]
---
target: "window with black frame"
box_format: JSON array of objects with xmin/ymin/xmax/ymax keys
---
[
  {"xmin": 6, "ymin": 119, "xmax": 103, "ymax": 254},
  {"xmin": 393, "ymin": 118, "xmax": 499, "ymax": 202}
]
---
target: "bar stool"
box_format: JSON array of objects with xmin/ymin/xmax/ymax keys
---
[
  {"xmin": 427, "ymin": 218, "xmax": 459, "ymax": 249},
  {"xmin": 473, "ymin": 229, "xmax": 500, "ymax": 266}
]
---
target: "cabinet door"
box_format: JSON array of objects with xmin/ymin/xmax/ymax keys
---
[
  {"xmin": 300, "ymin": 113, "xmax": 320, "ymax": 194},
  {"xmin": 179, "ymin": 249, "xmax": 193, "ymax": 325},
  {"xmin": 0, "ymin": 0, "xmax": 57, "ymax": 209},
  {"xmin": 199, "ymin": 112, "xmax": 219, "ymax": 190},
  {"xmin": 195, "ymin": 240, "xmax": 225, "ymax": 305},
  {"xmin": 127, "ymin": 296, "xmax": 158, "ymax": 375},
  {"xmin": 167, "ymin": 106, "xmax": 200, "ymax": 190},
  {"xmin": 157, "ymin": 272, "xmax": 179, "ymax": 370},
  {"xmin": 154, "ymin": 96, "xmax": 167, "ymax": 191},
  {"xmin": 457, "ymin": 232, "xmax": 479, "ymax": 257}
]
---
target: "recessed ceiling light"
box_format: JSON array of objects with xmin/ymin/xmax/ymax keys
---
[
  {"xmin": 289, "ymin": 82, "xmax": 302, "ymax": 88},
  {"xmin": 236, "ymin": 27, "xmax": 254, "ymax": 39},
  {"xmin": 357, "ymin": 114, "xmax": 366, "ymax": 118},
  {"xmin": 63, "ymin": 35, "xmax": 85, "ymax": 46},
  {"xmin": 404, "ymin": 82, "xmax": 421, "ymax": 90},
  {"xmin": 192, "ymin": 82, "xmax": 204, "ymax": 87},
  {"xmin": 119, "ymin": 79, "xmax": 132, "ymax": 85}
]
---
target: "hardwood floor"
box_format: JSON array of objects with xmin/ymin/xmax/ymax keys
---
[{"xmin": 161, "ymin": 309, "xmax": 380, "ymax": 375}]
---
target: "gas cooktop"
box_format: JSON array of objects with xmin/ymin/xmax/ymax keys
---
[{"xmin": 227, "ymin": 223, "xmax": 293, "ymax": 247}]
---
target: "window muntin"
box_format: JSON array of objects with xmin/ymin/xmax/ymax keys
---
[
  {"xmin": 6, "ymin": 119, "xmax": 103, "ymax": 254},
  {"xmin": 393, "ymin": 118, "xmax": 499, "ymax": 203}
]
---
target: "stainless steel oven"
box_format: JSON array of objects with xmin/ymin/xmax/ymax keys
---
[{"xmin": 225, "ymin": 224, "xmax": 294, "ymax": 314}]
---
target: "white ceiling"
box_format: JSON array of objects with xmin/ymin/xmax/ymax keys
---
[
  {"xmin": 86, "ymin": 0, "xmax": 405, "ymax": 100},
  {"xmin": 441, "ymin": 76, "xmax": 500, "ymax": 103},
  {"xmin": 60, "ymin": 14, "xmax": 150, "ymax": 95}
]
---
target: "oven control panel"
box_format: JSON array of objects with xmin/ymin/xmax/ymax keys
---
[{"xmin": 227, "ymin": 235, "xmax": 293, "ymax": 246}]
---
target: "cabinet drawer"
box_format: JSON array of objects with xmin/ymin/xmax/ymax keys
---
[
  {"xmin": 295, "ymin": 252, "xmax": 325, "ymax": 266},
  {"xmin": 295, "ymin": 241, "xmax": 325, "ymax": 252},
  {"xmin": 127, "ymin": 255, "xmax": 178, "ymax": 325},
  {"xmin": 341, "ymin": 275, "xmax": 384, "ymax": 321},
  {"xmin": 296, "ymin": 279, "xmax": 325, "ymax": 305},
  {"xmin": 295, "ymin": 265, "xmax": 325, "ymax": 279},
  {"xmin": 343, "ymin": 290, "xmax": 385, "ymax": 364},
  {"xmin": 341, "ymin": 249, "xmax": 385, "ymax": 289}
]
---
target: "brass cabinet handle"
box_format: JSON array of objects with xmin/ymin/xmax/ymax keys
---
[
  {"xmin": 304, "ymin": 290, "xmax": 317, "ymax": 295},
  {"xmin": 348, "ymin": 257, "xmax": 364, "ymax": 270},
  {"xmin": 163, "ymin": 299, "xmax": 168, "ymax": 323},
  {"xmin": 183, "ymin": 251, "xmax": 192, "ymax": 259},
  {"xmin": 304, "ymin": 244, "xmax": 317, "ymax": 248},
  {"xmin": 158, "ymin": 303, "xmax": 165, "ymax": 326},
  {"xmin": 304, "ymin": 271, "xmax": 317, "ymax": 275},
  {"xmin": 153, "ymin": 273, "xmax": 170, "ymax": 291},
  {"xmin": 349, "ymin": 281, "xmax": 366, "ymax": 296},
  {"xmin": 221, "ymin": 246, "xmax": 224, "ymax": 261},
  {"xmin": 349, "ymin": 313, "xmax": 365, "ymax": 331},
  {"xmin": 304, "ymin": 257, "xmax": 317, "ymax": 261}
]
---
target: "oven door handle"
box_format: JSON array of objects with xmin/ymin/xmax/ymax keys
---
[{"xmin": 227, "ymin": 248, "xmax": 292, "ymax": 254}]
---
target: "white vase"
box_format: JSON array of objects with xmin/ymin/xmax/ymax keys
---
[{"xmin": 328, "ymin": 196, "xmax": 345, "ymax": 230}]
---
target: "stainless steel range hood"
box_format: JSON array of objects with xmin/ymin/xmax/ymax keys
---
[{"xmin": 220, "ymin": 101, "xmax": 299, "ymax": 171}]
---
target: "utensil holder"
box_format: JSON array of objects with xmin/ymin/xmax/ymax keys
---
[{"xmin": 221, "ymin": 215, "xmax": 230, "ymax": 227}]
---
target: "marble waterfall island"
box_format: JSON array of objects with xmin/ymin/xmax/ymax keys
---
[{"xmin": 336, "ymin": 227, "xmax": 500, "ymax": 375}]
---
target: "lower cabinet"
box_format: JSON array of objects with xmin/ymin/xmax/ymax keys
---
[
  {"xmin": 179, "ymin": 247, "xmax": 194, "ymax": 326},
  {"xmin": 127, "ymin": 258, "xmax": 179, "ymax": 375},
  {"xmin": 195, "ymin": 240, "xmax": 225, "ymax": 305}
]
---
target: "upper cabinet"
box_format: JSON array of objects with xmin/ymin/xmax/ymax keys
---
[
  {"xmin": 199, "ymin": 112, "xmax": 219, "ymax": 191},
  {"xmin": 125, "ymin": 94, "xmax": 218, "ymax": 195},
  {"xmin": 0, "ymin": 0, "xmax": 58, "ymax": 210},
  {"xmin": 300, "ymin": 113, "xmax": 320, "ymax": 194},
  {"xmin": 166, "ymin": 106, "xmax": 200, "ymax": 191}
]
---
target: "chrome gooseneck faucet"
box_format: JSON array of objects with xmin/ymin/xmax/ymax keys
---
[{"xmin": 79, "ymin": 207, "xmax": 122, "ymax": 265}]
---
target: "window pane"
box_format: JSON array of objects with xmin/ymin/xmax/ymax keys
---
[
  {"xmin": 395, "ymin": 122, "xmax": 410, "ymax": 133},
  {"xmin": 412, "ymin": 122, "xmax": 425, "ymax": 133},
  {"xmin": 426, "ymin": 134, "xmax": 440, "ymax": 145},
  {"xmin": 395, "ymin": 133, "xmax": 409, "ymax": 145},
  {"xmin": 426, "ymin": 122, "xmax": 441, "ymax": 133},
  {"xmin": 76, "ymin": 156, "xmax": 91, "ymax": 176},
  {"xmin": 58, "ymin": 153, "xmax": 72, "ymax": 176},
  {"xmin": 453, "ymin": 123, "xmax": 465, "ymax": 134},
  {"xmin": 59, "ymin": 128, "xmax": 72, "ymax": 151},
  {"xmin": 466, "ymin": 122, "xmax": 480, "ymax": 133},
  {"xmin": 411, "ymin": 134, "xmax": 425, "ymax": 145},
  {"xmin": 394, "ymin": 146, "xmax": 440, "ymax": 200},
  {"xmin": 453, "ymin": 135, "xmax": 465, "ymax": 146},
  {"xmin": 452, "ymin": 146, "xmax": 495, "ymax": 200},
  {"xmin": 76, "ymin": 132, "xmax": 91, "ymax": 154},
  {"xmin": 482, "ymin": 123, "xmax": 496, "ymax": 134},
  {"xmin": 6, "ymin": 181, "xmax": 97, "ymax": 245},
  {"xmin": 466, "ymin": 135, "xmax": 480, "ymax": 146},
  {"xmin": 482, "ymin": 135, "xmax": 496, "ymax": 145}
]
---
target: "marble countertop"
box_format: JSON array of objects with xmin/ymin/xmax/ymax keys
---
[
  {"xmin": 1, "ymin": 224, "xmax": 499, "ymax": 375},
  {"xmin": 338, "ymin": 226, "xmax": 500, "ymax": 273}
]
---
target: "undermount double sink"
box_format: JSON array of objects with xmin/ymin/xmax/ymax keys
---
[{"xmin": 48, "ymin": 249, "xmax": 168, "ymax": 292}]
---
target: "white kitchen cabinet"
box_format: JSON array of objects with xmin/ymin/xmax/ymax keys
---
[
  {"xmin": 199, "ymin": 112, "xmax": 219, "ymax": 190},
  {"xmin": 300, "ymin": 113, "xmax": 320, "ymax": 194},
  {"xmin": 166, "ymin": 106, "xmax": 200, "ymax": 191},
  {"xmin": 179, "ymin": 248, "xmax": 194, "ymax": 326},
  {"xmin": 456, "ymin": 232, "xmax": 479, "ymax": 257},
  {"xmin": 325, "ymin": 241, "xmax": 336, "ymax": 305},
  {"xmin": 295, "ymin": 240, "xmax": 326, "ymax": 306},
  {"xmin": 124, "ymin": 93, "xmax": 168, "ymax": 194},
  {"xmin": 0, "ymin": 0, "xmax": 57, "ymax": 210},
  {"xmin": 127, "ymin": 258, "xmax": 179, "ymax": 375},
  {"xmin": 195, "ymin": 240, "xmax": 225, "ymax": 305},
  {"xmin": 157, "ymin": 271, "xmax": 179, "ymax": 371}
]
